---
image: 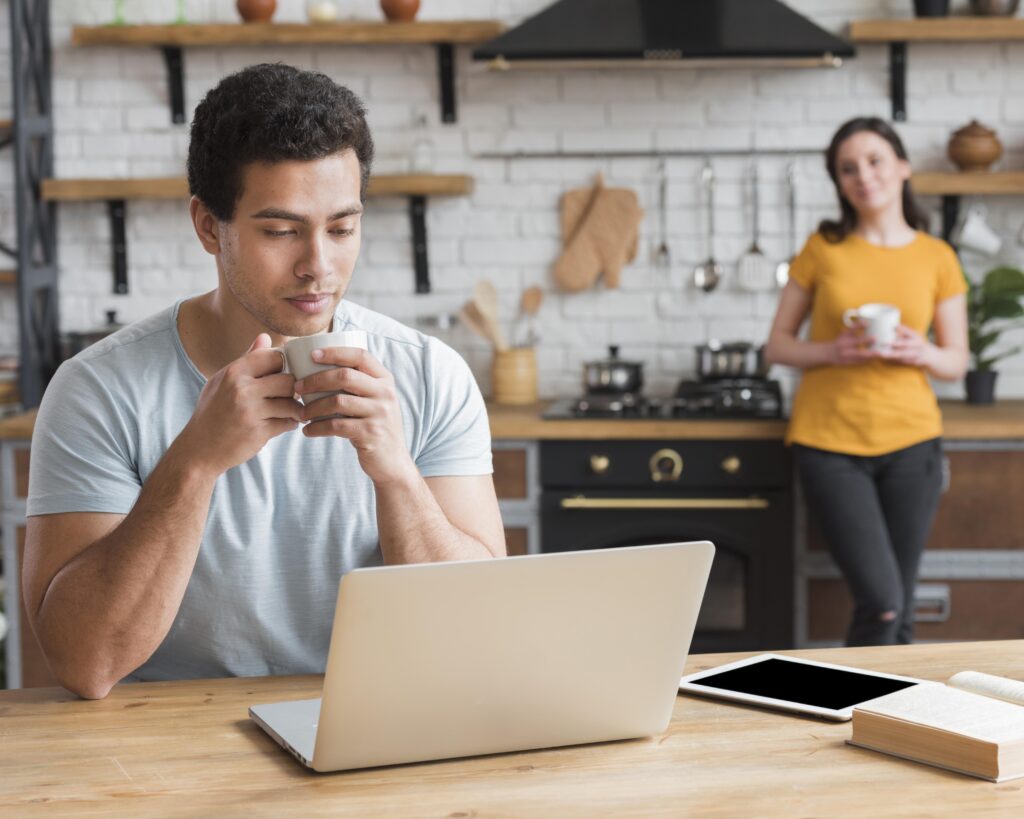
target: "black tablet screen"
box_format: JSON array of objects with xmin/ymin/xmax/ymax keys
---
[{"xmin": 687, "ymin": 657, "xmax": 918, "ymax": 710}]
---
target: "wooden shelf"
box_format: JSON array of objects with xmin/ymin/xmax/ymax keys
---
[
  {"xmin": 41, "ymin": 174, "xmax": 474, "ymax": 294},
  {"xmin": 72, "ymin": 21, "xmax": 504, "ymax": 125},
  {"xmin": 0, "ymin": 381, "xmax": 20, "ymax": 405},
  {"xmin": 850, "ymin": 18, "xmax": 1024, "ymax": 42},
  {"xmin": 913, "ymin": 171, "xmax": 1024, "ymax": 196},
  {"xmin": 849, "ymin": 18, "xmax": 1024, "ymax": 122},
  {"xmin": 72, "ymin": 21, "xmax": 503, "ymax": 47},
  {"xmin": 0, "ymin": 270, "xmax": 15, "ymax": 285},
  {"xmin": 41, "ymin": 174, "xmax": 473, "ymax": 202}
]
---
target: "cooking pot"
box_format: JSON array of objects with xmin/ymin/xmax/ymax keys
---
[
  {"xmin": 60, "ymin": 310, "xmax": 123, "ymax": 360},
  {"xmin": 695, "ymin": 340, "xmax": 768, "ymax": 380},
  {"xmin": 583, "ymin": 345, "xmax": 644, "ymax": 394}
]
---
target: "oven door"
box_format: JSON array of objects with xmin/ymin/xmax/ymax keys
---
[{"xmin": 541, "ymin": 489, "xmax": 793, "ymax": 652}]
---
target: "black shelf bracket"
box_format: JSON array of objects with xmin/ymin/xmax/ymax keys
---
[
  {"xmin": 409, "ymin": 195, "xmax": 430, "ymax": 293},
  {"xmin": 162, "ymin": 46, "xmax": 186, "ymax": 125},
  {"xmin": 108, "ymin": 199, "xmax": 129, "ymax": 294},
  {"xmin": 941, "ymin": 194, "xmax": 960, "ymax": 246},
  {"xmin": 890, "ymin": 42, "xmax": 907, "ymax": 122},
  {"xmin": 437, "ymin": 43, "xmax": 456, "ymax": 123}
]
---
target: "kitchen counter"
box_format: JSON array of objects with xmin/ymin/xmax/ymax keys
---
[
  {"xmin": 2, "ymin": 402, "xmax": 1022, "ymax": 442},
  {"xmin": 489, "ymin": 400, "xmax": 1024, "ymax": 440}
]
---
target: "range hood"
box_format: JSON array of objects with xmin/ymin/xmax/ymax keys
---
[{"xmin": 473, "ymin": 0, "xmax": 854, "ymax": 70}]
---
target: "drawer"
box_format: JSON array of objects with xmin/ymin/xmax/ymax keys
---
[
  {"xmin": 1, "ymin": 442, "xmax": 30, "ymax": 507},
  {"xmin": 492, "ymin": 447, "xmax": 528, "ymax": 500},
  {"xmin": 807, "ymin": 578, "xmax": 1024, "ymax": 641},
  {"xmin": 504, "ymin": 526, "xmax": 529, "ymax": 557}
]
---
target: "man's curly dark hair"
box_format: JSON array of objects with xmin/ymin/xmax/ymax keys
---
[{"xmin": 187, "ymin": 63, "xmax": 374, "ymax": 222}]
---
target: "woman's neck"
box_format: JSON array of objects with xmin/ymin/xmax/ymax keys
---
[{"xmin": 853, "ymin": 203, "xmax": 918, "ymax": 247}]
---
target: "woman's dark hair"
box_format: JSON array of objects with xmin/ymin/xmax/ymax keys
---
[
  {"xmin": 819, "ymin": 117, "xmax": 929, "ymax": 243},
  {"xmin": 187, "ymin": 63, "xmax": 375, "ymax": 221}
]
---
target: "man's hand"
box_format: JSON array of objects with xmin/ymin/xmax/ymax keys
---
[
  {"xmin": 831, "ymin": 326, "xmax": 879, "ymax": 366},
  {"xmin": 180, "ymin": 333, "xmax": 302, "ymax": 476},
  {"xmin": 879, "ymin": 325, "xmax": 931, "ymax": 368},
  {"xmin": 294, "ymin": 347, "xmax": 417, "ymax": 487}
]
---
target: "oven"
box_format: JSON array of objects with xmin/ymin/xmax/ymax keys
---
[{"xmin": 540, "ymin": 439, "xmax": 794, "ymax": 653}]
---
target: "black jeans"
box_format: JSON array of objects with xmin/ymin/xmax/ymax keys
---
[{"xmin": 794, "ymin": 438, "xmax": 944, "ymax": 647}]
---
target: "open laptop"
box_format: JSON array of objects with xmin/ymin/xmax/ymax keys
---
[{"xmin": 249, "ymin": 540, "xmax": 715, "ymax": 772}]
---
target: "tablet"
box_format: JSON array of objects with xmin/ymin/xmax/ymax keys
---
[{"xmin": 678, "ymin": 653, "xmax": 929, "ymax": 721}]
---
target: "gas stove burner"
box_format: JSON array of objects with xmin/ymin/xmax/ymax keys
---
[
  {"xmin": 542, "ymin": 393, "xmax": 660, "ymax": 419},
  {"xmin": 672, "ymin": 378, "xmax": 782, "ymax": 419}
]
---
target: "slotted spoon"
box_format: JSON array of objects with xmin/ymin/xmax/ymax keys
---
[{"xmin": 692, "ymin": 161, "xmax": 722, "ymax": 293}]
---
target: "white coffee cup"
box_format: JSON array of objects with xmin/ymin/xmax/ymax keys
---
[
  {"xmin": 272, "ymin": 329, "xmax": 368, "ymax": 404},
  {"xmin": 952, "ymin": 205, "xmax": 1002, "ymax": 256},
  {"xmin": 842, "ymin": 303, "xmax": 901, "ymax": 353}
]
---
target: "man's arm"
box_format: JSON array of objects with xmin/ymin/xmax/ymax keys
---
[
  {"xmin": 296, "ymin": 347, "xmax": 504, "ymax": 563},
  {"xmin": 23, "ymin": 336, "xmax": 301, "ymax": 699}
]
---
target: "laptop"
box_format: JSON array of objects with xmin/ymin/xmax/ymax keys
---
[{"xmin": 249, "ymin": 540, "xmax": 715, "ymax": 772}]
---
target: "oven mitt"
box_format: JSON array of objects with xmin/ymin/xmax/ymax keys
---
[{"xmin": 554, "ymin": 175, "xmax": 644, "ymax": 293}]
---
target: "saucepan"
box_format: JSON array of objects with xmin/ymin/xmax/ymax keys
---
[
  {"xmin": 583, "ymin": 345, "xmax": 644, "ymax": 394},
  {"xmin": 695, "ymin": 341, "xmax": 768, "ymax": 380}
]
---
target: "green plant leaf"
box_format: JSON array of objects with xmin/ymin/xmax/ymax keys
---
[{"xmin": 982, "ymin": 266, "xmax": 1024, "ymax": 300}]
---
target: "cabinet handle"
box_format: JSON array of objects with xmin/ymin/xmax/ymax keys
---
[
  {"xmin": 560, "ymin": 496, "xmax": 769, "ymax": 510},
  {"xmin": 721, "ymin": 456, "xmax": 741, "ymax": 475},
  {"xmin": 913, "ymin": 583, "xmax": 951, "ymax": 623},
  {"xmin": 649, "ymin": 448, "xmax": 683, "ymax": 482},
  {"xmin": 589, "ymin": 454, "xmax": 610, "ymax": 475}
]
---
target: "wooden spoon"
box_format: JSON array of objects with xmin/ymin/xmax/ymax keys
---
[
  {"xmin": 472, "ymin": 280, "xmax": 508, "ymax": 350},
  {"xmin": 458, "ymin": 301, "xmax": 492, "ymax": 345}
]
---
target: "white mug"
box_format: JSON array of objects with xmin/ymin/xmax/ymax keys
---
[
  {"xmin": 842, "ymin": 303, "xmax": 901, "ymax": 354},
  {"xmin": 272, "ymin": 329, "xmax": 368, "ymax": 404},
  {"xmin": 952, "ymin": 205, "xmax": 1002, "ymax": 256}
]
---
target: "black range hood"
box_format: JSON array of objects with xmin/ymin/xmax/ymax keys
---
[{"xmin": 473, "ymin": 0, "xmax": 854, "ymax": 69}]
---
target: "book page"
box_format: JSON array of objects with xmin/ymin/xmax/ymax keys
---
[
  {"xmin": 947, "ymin": 671, "xmax": 1024, "ymax": 708},
  {"xmin": 856, "ymin": 683, "xmax": 1024, "ymax": 744}
]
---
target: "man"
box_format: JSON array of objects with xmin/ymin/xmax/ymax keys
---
[{"xmin": 23, "ymin": 64, "xmax": 505, "ymax": 700}]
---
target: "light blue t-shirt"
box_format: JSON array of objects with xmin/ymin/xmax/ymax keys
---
[{"xmin": 27, "ymin": 298, "xmax": 493, "ymax": 681}]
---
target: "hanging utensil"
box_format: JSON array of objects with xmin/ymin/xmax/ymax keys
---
[
  {"xmin": 736, "ymin": 158, "xmax": 776, "ymax": 292},
  {"xmin": 654, "ymin": 158, "xmax": 671, "ymax": 276},
  {"xmin": 692, "ymin": 160, "xmax": 722, "ymax": 293},
  {"xmin": 776, "ymin": 161, "xmax": 798, "ymax": 288}
]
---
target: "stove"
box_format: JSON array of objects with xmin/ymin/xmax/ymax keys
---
[{"xmin": 543, "ymin": 378, "xmax": 783, "ymax": 420}]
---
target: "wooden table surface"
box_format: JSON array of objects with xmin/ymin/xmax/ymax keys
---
[{"xmin": 2, "ymin": 641, "xmax": 1023, "ymax": 817}]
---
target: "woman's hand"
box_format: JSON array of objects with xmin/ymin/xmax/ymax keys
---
[
  {"xmin": 880, "ymin": 325, "xmax": 931, "ymax": 367},
  {"xmin": 831, "ymin": 327, "xmax": 878, "ymax": 365}
]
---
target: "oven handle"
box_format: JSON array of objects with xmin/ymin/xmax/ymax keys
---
[{"xmin": 559, "ymin": 496, "xmax": 770, "ymax": 510}]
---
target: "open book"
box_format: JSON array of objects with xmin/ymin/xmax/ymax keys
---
[{"xmin": 849, "ymin": 671, "xmax": 1024, "ymax": 782}]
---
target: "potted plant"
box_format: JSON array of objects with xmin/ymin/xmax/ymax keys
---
[{"xmin": 965, "ymin": 265, "xmax": 1024, "ymax": 404}]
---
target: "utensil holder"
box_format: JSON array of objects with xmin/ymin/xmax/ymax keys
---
[{"xmin": 492, "ymin": 348, "xmax": 538, "ymax": 405}]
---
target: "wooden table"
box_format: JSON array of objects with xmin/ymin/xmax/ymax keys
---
[{"xmin": 2, "ymin": 642, "xmax": 1023, "ymax": 816}]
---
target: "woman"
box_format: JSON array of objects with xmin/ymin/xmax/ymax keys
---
[{"xmin": 765, "ymin": 117, "xmax": 968, "ymax": 646}]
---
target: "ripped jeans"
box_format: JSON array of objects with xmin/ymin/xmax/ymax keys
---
[{"xmin": 794, "ymin": 438, "xmax": 944, "ymax": 646}]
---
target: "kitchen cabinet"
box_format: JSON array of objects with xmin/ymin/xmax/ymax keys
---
[
  {"xmin": 798, "ymin": 442, "xmax": 1024, "ymax": 646},
  {"xmin": 492, "ymin": 441, "xmax": 540, "ymax": 558}
]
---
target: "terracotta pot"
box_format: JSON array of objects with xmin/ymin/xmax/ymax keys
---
[
  {"xmin": 380, "ymin": 0, "xmax": 420, "ymax": 22},
  {"xmin": 237, "ymin": 0, "xmax": 277, "ymax": 23},
  {"xmin": 947, "ymin": 120, "xmax": 1003, "ymax": 172}
]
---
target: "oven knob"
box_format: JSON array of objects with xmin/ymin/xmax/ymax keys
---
[
  {"xmin": 721, "ymin": 456, "xmax": 742, "ymax": 475},
  {"xmin": 649, "ymin": 448, "xmax": 683, "ymax": 483},
  {"xmin": 589, "ymin": 454, "xmax": 611, "ymax": 475}
]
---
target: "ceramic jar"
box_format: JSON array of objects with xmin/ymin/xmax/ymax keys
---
[
  {"xmin": 237, "ymin": 0, "xmax": 277, "ymax": 23},
  {"xmin": 380, "ymin": 0, "xmax": 421, "ymax": 22},
  {"xmin": 948, "ymin": 120, "xmax": 1003, "ymax": 172}
]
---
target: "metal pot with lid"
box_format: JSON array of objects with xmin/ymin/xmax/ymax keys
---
[
  {"xmin": 583, "ymin": 345, "xmax": 644, "ymax": 394},
  {"xmin": 695, "ymin": 340, "xmax": 768, "ymax": 380},
  {"xmin": 60, "ymin": 310, "xmax": 124, "ymax": 360}
]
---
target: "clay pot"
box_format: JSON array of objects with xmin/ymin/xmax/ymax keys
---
[
  {"xmin": 380, "ymin": 0, "xmax": 420, "ymax": 22},
  {"xmin": 948, "ymin": 120, "xmax": 1003, "ymax": 172},
  {"xmin": 237, "ymin": 0, "xmax": 277, "ymax": 23}
]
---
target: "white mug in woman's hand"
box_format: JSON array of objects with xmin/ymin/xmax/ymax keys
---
[
  {"xmin": 842, "ymin": 303, "xmax": 900, "ymax": 354},
  {"xmin": 271, "ymin": 329, "xmax": 368, "ymax": 404}
]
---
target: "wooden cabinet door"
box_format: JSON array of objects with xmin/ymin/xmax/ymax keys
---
[
  {"xmin": 492, "ymin": 447, "xmax": 528, "ymax": 500},
  {"xmin": 15, "ymin": 525, "xmax": 58, "ymax": 688}
]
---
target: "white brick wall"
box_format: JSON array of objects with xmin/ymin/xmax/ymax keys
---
[{"xmin": 1, "ymin": 0, "xmax": 1023, "ymax": 403}]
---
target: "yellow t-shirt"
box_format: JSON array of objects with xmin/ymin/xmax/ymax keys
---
[{"xmin": 786, "ymin": 230, "xmax": 966, "ymax": 456}]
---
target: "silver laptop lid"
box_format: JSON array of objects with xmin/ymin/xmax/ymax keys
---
[{"xmin": 311, "ymin": 540, "xmax": 714, "ymax": 772}]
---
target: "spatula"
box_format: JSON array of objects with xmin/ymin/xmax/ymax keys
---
[{"xmin": 737, "ymin": 159, "xmax": 776, "ymax": 292}]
